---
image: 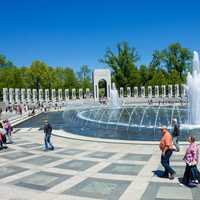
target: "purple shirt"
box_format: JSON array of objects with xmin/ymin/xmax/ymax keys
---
[{"xmin": 184, "ymin": 142, "xmax": 199, "ymax": 164}]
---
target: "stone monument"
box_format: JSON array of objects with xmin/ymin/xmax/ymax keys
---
[{"xmin": 93, "ymin": 69, "xmax": 111, "ymax": 101}]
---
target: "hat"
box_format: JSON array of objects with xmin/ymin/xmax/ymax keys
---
[{"xmin": 160, "ymin": 126, "xmax": 168, "ymax": 132}]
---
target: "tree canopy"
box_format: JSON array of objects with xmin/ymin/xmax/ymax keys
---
[
  {"xmin": 101, "ymin": 42, "xmax": 192, "ymax": 88},
  {"xmin": 0, "ymin": 42, "xmax": 193, "ymax": 96}
]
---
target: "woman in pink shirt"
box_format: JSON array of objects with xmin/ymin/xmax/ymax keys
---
[{"xmin": 182, "ymin": 136, "xmax": 200, "ymax": 186}]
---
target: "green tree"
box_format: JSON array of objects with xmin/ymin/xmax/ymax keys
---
[
  {"xmin": 100, "ymin": 42, "xmax": 140, "ymax": 88},
  {"xmin": 28, "ymin": 60, "xmax": 50, "ymax": 90},
  {"xmin": 0, "ymin": 54, "xmax": 6, "ymax": 67},
  {"xmin": 162, "ymin": 43, "xmax": 192, "ymax": 80},
  {"xmin": 139, "ymin": 65, "xmax": 148, "ymax": 86},
  {"xmin": 78, "ymin": 65, "xmax": 92, "ymax": 90}
]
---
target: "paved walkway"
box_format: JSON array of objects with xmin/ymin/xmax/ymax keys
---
[{"xmin": 0, "ymin": 128, "xmax": 199, "ymax": 200}]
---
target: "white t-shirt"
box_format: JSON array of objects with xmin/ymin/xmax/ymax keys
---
[{"xmin": 0, "ymin": 128, "xmax": 6, "ymax": 135}]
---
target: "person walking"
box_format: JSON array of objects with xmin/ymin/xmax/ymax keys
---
[
  {"xmin": 43, "ymin": 120, "xmax": 54, "ymax": 151},
  {"xmin": 182, "ymin": 136, "xmax": 200, "ymax": 186},
  {"xmin": 159, "ymin": 127, "xmax": 176, "ymax": 179},
  {"xmin": 3, "ymin": 119, "xmax": 13, "ymax": 144},
  {"xmin": 172, "ymin": 118, "xmax": 180, "ymax": 152}
]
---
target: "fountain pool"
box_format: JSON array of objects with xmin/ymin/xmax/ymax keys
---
[{"xmin": 15, "ymin": 51, "xmax": 200, "ymax": 142}]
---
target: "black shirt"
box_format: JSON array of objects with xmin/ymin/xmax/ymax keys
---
[
  {"xmin": 44, "ymin": 123, "xmax": 52, "ymax": 135},
  {"xmin": 172, "ymin": 124, "xmax": 180, "ymax": 137}
]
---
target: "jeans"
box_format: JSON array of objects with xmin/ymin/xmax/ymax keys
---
[
  {"xmin": 161, "ymin": 149, "xmax": 175, "ymax": 175},
  {"xmin": 44, "ymin": 134, "xmax": 54, "ymax": 150},
  {"xmin": 173, "ymin": 136, "xmax": 180, "ymax": 152},
  {"xmin": 183, "ymin": 164, "xmax": 200, "ymax": 184},
  {"xmin": 5, "ymin": 129, "xmax": 12, "ymax": 143}
]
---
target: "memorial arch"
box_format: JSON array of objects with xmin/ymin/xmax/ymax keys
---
[{"xmin": 93, "ymin": 69, "xmax": 111, "ymax": 101}]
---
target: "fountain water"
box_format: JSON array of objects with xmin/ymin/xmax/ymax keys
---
[
  {"xmin": 110, "ymin": 82, "xmax": 120, "ymax": 107},
  {"xmin": 187, "ymin": 51, "xmax": 200, "ymax": 124}
]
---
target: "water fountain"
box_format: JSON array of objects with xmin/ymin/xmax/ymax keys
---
[
  {"xmin": 60, "ymin": 51, "xmax": 200, "ymax": 141},
  {"xmin": 110, "ymin": 82, "xmax": 120, "ymax": 107},
  {"xmin": 187, "ymin": 51, "xmax": 200, "ymax": 125}
]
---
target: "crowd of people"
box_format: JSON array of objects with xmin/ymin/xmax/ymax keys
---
[{"xmin": 159, "ymin": 118, "xmax": 200, "ymax": 187}]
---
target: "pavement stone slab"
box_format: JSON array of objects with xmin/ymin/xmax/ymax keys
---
[
  {"xmin": 85, "ymin": 151, "xmax": 115, "ymax": 159},
  {"xmin": 22, "ymin": 155, "xmax": 62, "ymax": 165},
  {"xmin": 55, "ymin": 160, "xmax": 98, "ymax": 171},
  {"xmin": 0, "ymin": 165, "xmax": 28, "ymax": 179},
  {"xmin": 99, "ymin": 163, "xmax": 144, "ymax": 176},
  {"xmin": 141, "ymin": 182, "xmax": 200, "ymax": 200},
  {"xmin": 1, "ymin": 151, "xmax": 35, "ymax": 160},
  {"xmin": 56, "ymin": 148, "xmax": 85, "ymax": 156},
  {"xmin": 63, "ymin": 177, "xmax": 131, "ymax": 200},
  {"xmin": 156, "ymin": 186, "xmax": 192, "ymax": 199},
  {"xmin": 120, "ymin": 153, "xmax": 152, "ymax": 161},
  {"xmin": 10, "ymin": 171, "xmax": 72, "ymax": 191}
]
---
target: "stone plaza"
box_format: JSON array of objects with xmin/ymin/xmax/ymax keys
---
[{"xmin": 0, "ymin": 125, "xmax": 199, "ymax": 200}]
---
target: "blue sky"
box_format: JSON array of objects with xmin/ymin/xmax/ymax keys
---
[{"xmin": 0, "ymin": 0, "xmax": 200, "ymax": 71}]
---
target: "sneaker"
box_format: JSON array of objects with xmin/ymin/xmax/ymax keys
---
[
  {"xmin": 169, "ymin": 173, "xmax": 176, "ymax": 180},
  {"xmin": 192, "ymin": 180, "xmax": 199, "ymax": 184}
]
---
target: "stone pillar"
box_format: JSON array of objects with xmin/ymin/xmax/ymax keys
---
[
  {"xmin": 181, "ymin": 84, "xmax": 186, "ymax": 97},
  {"xmin": 168, "ymin": 85, "xmax": 172, "ymax": 98},
  {"xmin": 21, "ymin": 89, "xmax": 26, "ymax": 103},
  {"xmin": 9, "ymin": 88, "xmax": 14, "ymax": 104},
  {"xmin": 15, "ymin": 88, "xmax": 20, "ymax": 104},
  {"xmin": 79, "ymin": 89, "xmax": 83, "ymax": 99},
  {"xmin": 3, "ymin": 88, "xmax": 9, "ymax": 105},
  {"xmin": 141, "ymin": 86, "xmax": 145, "ymax": 98},
  {"xmin": 127, "ymin": 87, "xmax": 131, "ymax": 97},
  {"xmin": 39, "ymin": 89, "xmax": 43, "ymax": 102},
  {"xmin": 58, "ymin": 89, "xmax": 62, "ymax": 101},
  {"xmin": 32, "ymin": 89, "xmax": 37, "ymax": 103},
  {"xmin": 45, "ymin": 89, "xmax": 49, "ymax": 102},
  {"xmin": 161, "ymin": 85, "xmax": 166, "ymax": 98},
  {"xmin": 27, "ymin": 89, "xmax": 32, "ymax": 103},
  {"xmin": 72, "ymin": 88, "xmax": 76, "ymax": 99},
  {"xmin": 133, "ymin": 87, "xmax": 138, "ymax": 97},
  {"xmin": 64, "ymin": 89, "xmax": 69, "ymax": 101},
  {"xmin": 148, "ymin": 86, "xmax": 152, "ymax": 98},
  {"xmin": 86, "ymin": 88, "xmax": 90, "ymax": 99},
  {"xmin": 175, "ymin": 84, "xmax": 179, "ymax": 98},
  {"xmin": 119, "ymin": 87, "xmax": 124, "ymax": 98},
  {"xmin": 51, "ymin": 89, "xmax": 56, "ymax": 102},
  {"xmin": 154, "ymin": 85, "xmax": 159, "ymax": 98}
]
